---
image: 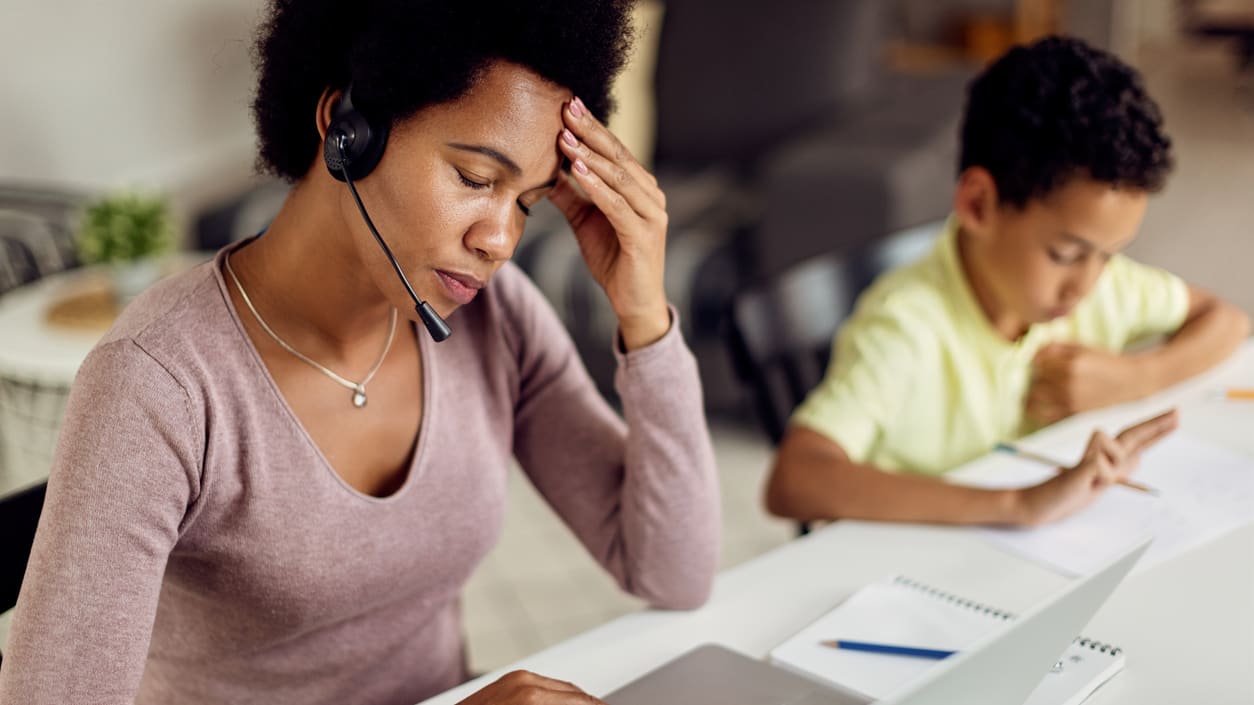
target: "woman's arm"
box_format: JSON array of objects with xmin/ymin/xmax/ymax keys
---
[
  {"xmin": 508, "ymin": 97, "xmax": 719, "ymax": 609},
  {"xmin": 506, "ymin": 274, "xmax": 719, "ymax": 610},
  {"xmin": 0, "ymin": 340, "xmax": 201, "ymax": 704}
]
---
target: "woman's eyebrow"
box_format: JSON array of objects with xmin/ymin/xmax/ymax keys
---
[
  {"xmin": 447, "ymin": 142, "xmax": 559, "ymax": 192},
  {"xmin": 446, "ymin": 142, "xmax": 521, "ymax": 176}
]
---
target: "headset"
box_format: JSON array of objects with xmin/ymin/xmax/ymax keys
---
[{"xmin": 323, "ymin": 86, "xmax": 452, "ymax": 342}]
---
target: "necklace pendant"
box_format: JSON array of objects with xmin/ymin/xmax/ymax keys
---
[{"xmin": 352, "ymin": 386, "xmax": 367, "ymax": 409}]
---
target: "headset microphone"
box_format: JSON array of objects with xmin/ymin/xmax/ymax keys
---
[{"xmin": 324, "ymin": 87, "xmax": 452, "ymax": 342}]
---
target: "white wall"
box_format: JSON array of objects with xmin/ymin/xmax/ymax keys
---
[
  {"xmin": 0, "ymin": 1, "xmax": 265, "ymax": 219},
  {"xmin": 0, "ymin": 0, "xmax": 669, "ymax": 229}
]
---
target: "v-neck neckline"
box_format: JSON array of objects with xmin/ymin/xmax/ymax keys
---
[{"xmin": 212, "ymin": 240, "xmax": 434, "ymax": 503}]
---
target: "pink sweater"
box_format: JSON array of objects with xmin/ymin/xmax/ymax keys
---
[{"xmin": 0, "ymin": 247, "xmax": 720, "ymax": 705}]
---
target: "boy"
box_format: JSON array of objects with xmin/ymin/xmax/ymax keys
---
[{"xmin": 766, "ymin": 37, "xmax": 1250, "ymax": 527}]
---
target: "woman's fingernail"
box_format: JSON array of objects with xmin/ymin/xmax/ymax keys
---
[
  {"xmin": 569, "ymin": 98, "xmax": 584, "ymax": 118},
  {"xmin": 562, "ymin": 129, "xmax": 578, "ymax": 147},
  {"xmin": 573, "ymin": 159, "xmax": 589, "ymax": 175}
]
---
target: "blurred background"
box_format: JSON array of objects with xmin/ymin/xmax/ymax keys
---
[{"xmin": 1, "ymin": 0, "xmax": 1252, "ymax": 674}]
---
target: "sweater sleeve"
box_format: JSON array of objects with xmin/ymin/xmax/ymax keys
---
[
  {"xmin": 503, "ymin": 270, "xmax": 720, "ymax": 610},
  {"xmin": 0, "ymin": 339, "xmax": 203, "ymax": 704}
]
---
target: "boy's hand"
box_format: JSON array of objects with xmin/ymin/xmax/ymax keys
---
[
  {"xmin": 549, "ymin": 97, "xmax": 670, "ymax": 351},
  {"xmin": 1015, "ymin": 409, "xmax": 1177, "ymax": 526},
  {"xmin": 1027, "ymin": 343, "xmax": 1144, "ymax": 424}
]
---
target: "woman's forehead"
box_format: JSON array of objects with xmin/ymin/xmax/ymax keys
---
[{"xmin": 395, "ymin": 62, "xmax": 570, "ymax": 174}]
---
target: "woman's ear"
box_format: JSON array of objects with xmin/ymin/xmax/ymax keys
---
[
  {"xmin": 953, "ymin": 166, "xmax": 1000, "ymax": 240},
  {"xmin": 315, "ymin": 87, "xmax": 345, "ymax": 142}
]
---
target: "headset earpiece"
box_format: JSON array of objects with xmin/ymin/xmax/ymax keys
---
[
  {"xmin": 323, "ymin": 86, "xmax": 390, "ymax": 182},
  {"xmin": 319, "ymin": 84, "xmax": 451, "ymax": 342}
]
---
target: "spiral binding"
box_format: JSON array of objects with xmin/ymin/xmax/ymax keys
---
[
  {"xmin": 891, "ymin": 576, "xmax": 1015, "ymax": 621},
  {"xmin": 890, "ymin": 576, "xmax": 1124, "ymax": 658},
  {"xmin": 1074, "ymin": 636, "xmax": 1123, "ymax": 656}
]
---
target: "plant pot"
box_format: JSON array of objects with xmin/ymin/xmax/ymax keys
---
[{"xmin": 111, "ymin": 258, "xmax": 161, "ymax": 306}]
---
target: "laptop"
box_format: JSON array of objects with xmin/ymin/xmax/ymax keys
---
[{"xmin": 605, "ymin": 538, "xmax": 1150, "ymax": 705}]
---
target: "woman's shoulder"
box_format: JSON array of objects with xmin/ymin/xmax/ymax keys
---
[
  {"xmin": 103, "ymin": 258, "xmax": 222, "ymax": 337},
  {"xmin": 91, "ymin": 256, "xmax": 240, "ymax": 390}
]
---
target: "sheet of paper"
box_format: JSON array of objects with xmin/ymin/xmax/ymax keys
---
[{"xmin": 953, "ymin": 433, "xmax": 1254, "ymax": 576}]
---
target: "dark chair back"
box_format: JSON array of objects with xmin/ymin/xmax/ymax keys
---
[
  {"xmin": 0, "ymin": 481, "xmax": 46, "ymax": 613},
  {"xmin": 0, "ymin": 235, "xmax": 41, "ymax": 293},
  {"xmin": 727, "ymin": 254, "xmax": 856, "ymax": 445},
  {"xmin": 0, "ymin": 185, "xmax": 85, "ymax": 296},
  {"xmin": 727, "ymin": 255, "xmax": 856, "ymax": 536},
  {"xmin": 652, "ymin": 0, "xmax": 886, "ymax": 166},
  {"xmin": 0, "ymin": 480, "xmax": 47, "ymax": 668}
]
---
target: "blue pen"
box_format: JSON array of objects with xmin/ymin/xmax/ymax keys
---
[{"xmin": 820, "ymin": 639, "xmax": 955, "ymax": 660}]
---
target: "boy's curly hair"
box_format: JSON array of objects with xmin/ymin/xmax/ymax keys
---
[
  {"xmin": 252, "ymin": 0, "xmax": 635, "ymax": 182},
  {"xmin": 959, "ymin": 36, "xmax": 1173, "ymax": 208}
]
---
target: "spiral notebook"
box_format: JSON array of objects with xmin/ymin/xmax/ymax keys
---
[{"xmin": 768, "ymin": 577, "xmax": 1124, "ymax": 705}]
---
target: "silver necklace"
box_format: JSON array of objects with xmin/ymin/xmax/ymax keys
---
[{"xmin": 225, "ymin": 255, "xmax": 397, "ymax": 409}]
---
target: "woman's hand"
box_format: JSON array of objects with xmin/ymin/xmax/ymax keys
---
[
  {"xmin": 549, "ymin": 97, "xmax": 670, "ymax": 351},
  {"xmin": 456, "ymin": 670, "xmax": 605, "ymax": 705}
]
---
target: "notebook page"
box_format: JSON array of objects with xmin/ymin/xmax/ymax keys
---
[
  {"xmin": 768, "ymin": 578, "xmax": 1007, "ymax": 699},
  {"xmin": 955, "ymin": 433, "xmax": 1254, "ymax": 576}
]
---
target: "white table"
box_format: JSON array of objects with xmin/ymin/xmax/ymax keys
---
[
  {"xmin": 0, "ymin": 254, "xmax": 209, "ymax": 492},
  {"xmin": 423, "ymin": 342, "xmax": 1254, "ymax": 705}
]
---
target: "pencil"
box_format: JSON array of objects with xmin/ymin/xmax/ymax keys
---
[
  {"xmin": 1225, "ymin": 388, "xmax": 1254, "ymax": 401},
  {"xmin": 993, "ymin": 442, "xmax": 1160, "ymax": 497},
  {"xmin": 820, "ymin": 639, "xmax": 955, "ymax": 660}
]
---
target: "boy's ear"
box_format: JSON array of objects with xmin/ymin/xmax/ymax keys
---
[{"xmin": 953, "ymin": 167, "xmax": 1000, "ymax": 239}]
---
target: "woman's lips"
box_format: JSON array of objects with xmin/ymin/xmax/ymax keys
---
[{"xmin": 435, "ymin": 270, "xmax": 483, "ymax": 305}]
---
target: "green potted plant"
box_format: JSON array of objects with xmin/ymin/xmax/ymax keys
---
[{"xmin": 75, "ymin": 191, "xmax": 174, "ymax": 304}]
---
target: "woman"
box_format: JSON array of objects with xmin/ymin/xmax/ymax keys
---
[{"xmin": 0, "ymin": 1, "xmax": 720, "ymax": 703}]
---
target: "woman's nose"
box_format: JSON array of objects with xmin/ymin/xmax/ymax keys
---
[{"xmin": 464, "ymin": 204, "xmax": 523, "ymax": 262}]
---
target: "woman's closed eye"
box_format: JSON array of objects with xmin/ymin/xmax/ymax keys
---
[
  {"xmin": 456, "ymin": 170, "xmax": 490, "ymax": 190},
  {"xmin": 457, "ymin": 169, "xmax": 534, "ymax": 216}
]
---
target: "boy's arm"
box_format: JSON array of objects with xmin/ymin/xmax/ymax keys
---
[
  {"xmin": 765, "ymin": 426, "xmax": 1022, "ymax": 525},
  {"xmin": 1130, "ymin": 285, "xmax": 1250, "ymax": 392},
  {"xmin": 1029, "ymin": 287, "xmax": 1250, "ymax": 423},
  {"xmin": 766, "ymin": 412, "xmax": 1179, "ymax": 528}
]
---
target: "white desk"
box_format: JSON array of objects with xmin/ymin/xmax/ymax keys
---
[{"xmin": 423, "ymin": 343, "xmax": 1254, "ymax": 705}]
